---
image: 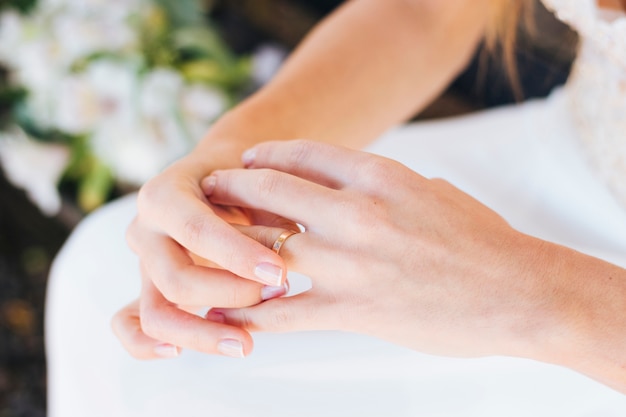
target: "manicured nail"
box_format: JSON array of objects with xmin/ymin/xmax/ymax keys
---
[
  {"xmin": 201, "ymin": 175, "xmax": 217, "ymax": 195},
  {"xmin": 261, "ymin": 282, "xmax": 289, "ymax": 301},
  {"xmin": 154, "ymin": 343, "xmax": 179, "ymax": 358},
  {"xmin": 205, "ymin": 310, "xmax": 226, "ymax": 323},
  {"xmin": 242, "ymin": 148, "xmax": 256, "ymax": 167},
  {"xmin": 217, "ymin": 339, "xmax": 245, "ymax": 358},
  {"xmin": 254, "ymin": 262, "xmax": 283, "ymax": 286}
]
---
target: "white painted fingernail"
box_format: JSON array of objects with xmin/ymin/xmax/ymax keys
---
[
  {"xmin": 202, "ymin": 175, "xmax": 217, "ymax": 195},
  {"xmin": 217, "ymin": 339, "xmax": 245, "ymax": 358},
  {"xmin": 242, "ymin": 148, "xmax": 256, "ymax": 167},
  {"xmin": 154, "ymin": 343, "xmax": 179, "ymax": 358},
  {"xmin": 254, "ymin": 262, "xmax": 283, "ymax": 286},
  {"xmin": 261, "ymin": 282, "xmax": 289, "ymax": 301}
]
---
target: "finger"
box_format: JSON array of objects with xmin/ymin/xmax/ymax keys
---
[
  {"xmin": 213, "ymin": 292, "xmax": 335, "ymax": 333},
  {"xmin": 139, "ymin": 271, "xmax": 254, "ymax": 357},
  {"xmin": 204, "ymin": 168, "xmax": 337, "ymax": 229},
  {"xmin": 136, "ymin": 232, "xmax": 285, "ymax": 307},
  {"xmin": 240, "ymin": 140, "xmax": 423, "ymax": 194},
  {"xmin": 231, "ymin": 224, "xmax": 308, "ymax": 269},
  {"xmin": 241, "ymin": 140, "xmax": 364, "ymax": 189},
  {"xmin": 245, "ymin": 208, "xmax": 301, "ymax": 232},
  {"xmin": 111, "ymin": 299, "xmax": 180, "ymax": 360},
  {"xmin": 136, "ymin": 179, "xmax": 286, "ymax": 287}
]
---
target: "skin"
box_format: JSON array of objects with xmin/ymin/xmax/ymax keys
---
[
  {"xmin": 113, "ymin": 0, "xmax": 490, "ymax": 359},
  {"xmin": 112, "ymin": 0, "xmax": 626, "ymax": 393},
  {"xmin": 205, "ymin": 140, "xmax": 626, "ymax": 393},
  {"xmin": 598, "ymin": 0, "xmax": 626, "ymax": 10}
]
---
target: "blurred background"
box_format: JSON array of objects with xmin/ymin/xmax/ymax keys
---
[{"xmin": 0, "ymin": 0, "xmax": 576, "ymax": 415}]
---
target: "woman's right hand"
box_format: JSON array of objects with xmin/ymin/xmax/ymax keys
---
[{"xmin": 111, "ymin": 145, "xmax": 294, "ymax": 360}]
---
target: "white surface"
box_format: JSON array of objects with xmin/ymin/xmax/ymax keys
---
[{"xmin": 46, "ymin": 89, "xmax": 626, "ymax": 417}]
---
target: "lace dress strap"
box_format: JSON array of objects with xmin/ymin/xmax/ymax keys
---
[{"xmin": 541, "ymin": 0, "xmax": 626, "ymax": 68}]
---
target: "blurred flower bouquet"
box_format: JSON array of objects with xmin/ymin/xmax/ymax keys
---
[{"xmin": 0, "ymin": 0, "xmax": 251, "ymax": 215}]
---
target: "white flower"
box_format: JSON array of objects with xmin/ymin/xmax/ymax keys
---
[
  {"xmin": 83, "ymin": 59, "xmax": 139, "ymax": 125},
  {"xmin": 53, "ymin": 60, "xmax": 139, "ymax": 133},
  {"xmin": 12, "ymin": 38, "xmax": 64, "ymax": 91},
  {"xmin": 251, "ymin": 44, "xmax": 287, "ymax": 85},
  {"xmin": 179, "ymin": 84, "xmax": 227, "ymax": 140},
  {"xmin": 90, "ymin": 117, "xmax": 188, "ymax": 186},
  {"xmin": 0, "ymin": 11, "xmax": 23, "ymax": 63},
  {"xmin": 139, "ymin": 68, "xmax": 184, "ymax": 118},
  {"xmin": 41, "ymin": 0, "xmax": 142, "ymax": 19},
  {"xmin": 51, "ymin": 12, "xmax": 137, "ymax": 60},
  {"xmin": 53, "ymin": 74, "xmax": 101, "ymax": 134},
  {"xmin": 0, "ymin": 129, "xmax": 70, "ymax": 216},
  {"xmin": 181, "ymin": 84, "xmax": 226, "ymax": 121}
]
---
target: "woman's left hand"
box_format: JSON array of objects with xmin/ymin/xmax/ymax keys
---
[{"xmin": 202, "ymin": 139, "xmax": 563, "ymax": 360}]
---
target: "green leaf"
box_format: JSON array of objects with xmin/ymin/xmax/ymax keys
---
[
  {"xmin": 0, "ymin": 0, "xmax": 37, "ymax": 14},
  {"xmin": 153, "ymin": 0, "xmax": 206, "ymax": 28},
  {"xmin": 173, "ymin": 26, "xmax": 236, "ymax": 67},
  {"xmin": 180, "ymin": 56, "xmax": 250, "ymax": 90},
  {"xmin": 77, "ymin": 160, "xmax": 114, "ymax": 212}
]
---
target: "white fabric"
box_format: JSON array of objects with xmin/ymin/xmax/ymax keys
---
[
  {"xmin": 46, "ymin": 90, "xmax": 626, "ymax": 416},
  {"xmin": 46, "ymin": 2, "xmax": 626, "ymax": 416},
  {"xmin": 542, "ymin": 0, "xmax": 626, "ymax": 206}
]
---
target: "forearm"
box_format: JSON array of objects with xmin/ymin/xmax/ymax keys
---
[
  {"xmin": 198, "ymin": 0, "xmax": 489, "ymax": 156},
  {"xmin": 515, "ymin": 236, "xmax": 626, "ymax": 392}
]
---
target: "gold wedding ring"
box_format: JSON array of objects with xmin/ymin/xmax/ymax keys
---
[{"xmin": 272, "ymin": 230, "xmax": 298, "ymax": 255}]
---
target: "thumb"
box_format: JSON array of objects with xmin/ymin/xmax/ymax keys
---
[{"xmin": 211, "ymin": 292, "xmax": 326, "ymax": 333}]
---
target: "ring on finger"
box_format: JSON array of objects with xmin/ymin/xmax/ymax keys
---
[{"xmin": 272, "ymin": 230, "xmax": 298, "ymax": 255}]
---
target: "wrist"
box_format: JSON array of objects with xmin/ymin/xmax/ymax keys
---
[
  {"xmin": 488, "ymin": 233, "xmax": 568, "ymax": 361},
  {"xmin": 507, "ymin": 236, "xmax": 626, "ymax": 391}
]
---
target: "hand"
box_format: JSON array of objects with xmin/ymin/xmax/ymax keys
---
[
  {"xmin": 111, "ymin": 147, "xmax": 294, "ymax": 360},
  {"xmin": 203, "ymin": 140, "xmax": 559, "ymax": 359}
]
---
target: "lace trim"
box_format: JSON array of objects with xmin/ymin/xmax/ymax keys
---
[{"xmin": 541, "ymin": 0, "xmax": 626, "ymax": 69}]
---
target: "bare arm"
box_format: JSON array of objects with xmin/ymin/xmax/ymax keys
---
[
  {"xmin": 536, "ymin": 244, "xmax": 626, "ymax": 393},
  {"xmin": 199, "ymin": 0, "xmax": 489, "ymax": 155},
  {"xmin": 116, "ymin": 0, "xmax": 492, "ymax": 359},
  {"xmin": 203, "ymin": 140, "xmax": 626, "ymax": 393}
]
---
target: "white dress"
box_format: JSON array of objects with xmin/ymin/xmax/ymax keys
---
[{"xmin": 45, "ymin": 1, "xmax": 626, "ymax": 416}]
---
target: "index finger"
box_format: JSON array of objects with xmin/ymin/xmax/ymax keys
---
[{"xmin": 136, "ymin": 178, "xmax": 286, "ymax": 287}]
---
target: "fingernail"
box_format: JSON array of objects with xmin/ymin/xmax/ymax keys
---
[
  {"xmin": 242, "ymin": 148, "xmax": 256, "ymax": 167},
  {"xmin": 217, "ymin": 339, "xmax": 245, "ymax": 358},
  {"xmin": 201, "ymin": 175, "xmax": 217, "ymax": 195},
  {"xmin": 154, "ymin": 343, "xmax": 179, "ymax": 358},
  {"xmin": 255, "ymin": 262, "xmax": 283, "ymax": 286},
  {"xmin": 261, "ymin": 281, "xmax": 289, "ymax": 301},
  {"xmin": 205, "ymin": 310, "xmax": 226, "ymax": 323}
]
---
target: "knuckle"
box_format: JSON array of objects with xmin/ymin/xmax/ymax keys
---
[
  {"xmin": 355, "ymin": 155, "xmax": 409, "ymax": 190},
  {"xmin": 109, "ymin": 310, "xmax": 126, "ymax": 337},
  {"xmin": 255, "ymin": 170, "xmax": 282, "ymax": 200},
  {"xmin": 356, "ymin": 156, "xmax": 391, "ymax": 184},
  {"xmin": 139, "ymin": 309, "xmax": 163, "ymax": 341},
  {"xmin": 153, "ymin": 271, "xmax": 186, "ymax": 305},
  {"xmin": 221, "ymin": 288, "xmax": 244, "ymax": 308},
  {"xmin": 286, "ymin": 139, "xmax": 314, "ymax": 168},
  {"xmin": 136, "ymin": 178, "xmax": 161, "ymax": 211},
  {"xmin": 429, "ymin": 177, "xmax": 453, "ymax": 189},
  {"xmin": 182, "ymin": 213, "xmax": 215, "ymax": 248},
  {"xmin": 265, "ymin": 305, "xmax": 292, "ymax": 331}
]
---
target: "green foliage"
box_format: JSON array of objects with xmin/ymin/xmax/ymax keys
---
[
  {"xmin": 62, "ymin": 135, "xmax": 114, "ymax": 212},
  {"xmin": 0, "ymin": 0, "xmax": 252, "ymax": 213},
  {"xmin": 0, "ymin": 0, "xmax": 36, "ymax": 14},
  {"xmin": 0, "ymin": 83, "xmax": 27, "ymax": 130},
  {"xmin": 153, "ymin": 0, "xmax": 207, "ymax": 28},
  {"xmin": 136, "ymin": 1, "xmax": 251, "ymax": 93}
]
